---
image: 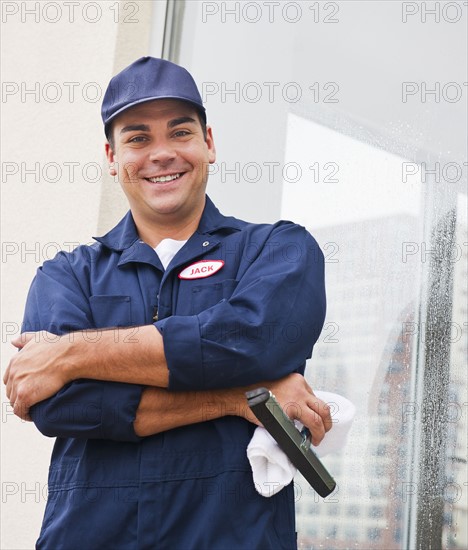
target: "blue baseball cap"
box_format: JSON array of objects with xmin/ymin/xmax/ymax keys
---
[{"xmin": 101, "ymin": 56, "xmax": 206, "ymax": 136}]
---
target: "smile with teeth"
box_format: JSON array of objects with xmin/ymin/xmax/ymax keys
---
[{"xmin": 145, "ymin": 173, "xmax": 182, "ymax": 183}]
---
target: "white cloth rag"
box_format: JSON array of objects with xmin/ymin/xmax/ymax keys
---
[{"xmin": 247, "ymin": 390, "xmax": 356, "ymax": 497}]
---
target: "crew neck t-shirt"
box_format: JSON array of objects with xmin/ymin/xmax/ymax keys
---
[{"xmin": 154, "ymin": 238, "xmax": 187, "ymax": 270}]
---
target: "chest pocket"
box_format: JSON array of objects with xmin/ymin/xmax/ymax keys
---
[
  {"xmin": 89, "ymin": 295, "xmax": 133, "ymax": 328},
  {"xmin": 190, "ymin": 279, "xmax": 238, "ymax": 315}
]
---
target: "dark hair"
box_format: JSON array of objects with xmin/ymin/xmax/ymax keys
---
[{"xmin": 106, "ymin": 110, "xmax": 207, "ymax": 152}]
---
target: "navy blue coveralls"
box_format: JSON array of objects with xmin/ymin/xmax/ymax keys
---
[{"xmin": 24, "ymin": 196, "xmax": 326, "ymax": 549}]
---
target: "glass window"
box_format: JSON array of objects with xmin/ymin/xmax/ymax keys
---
[
  {"xmin": 348, "ymin": 505, "xmax": 360, "ymax": 517},
  {"xmin": 345, "ymin": 528, "xmax": 358, "ymax": 541},
  {"xmin": 368, "ymin": 527, "xmax": 382, "ymax": 541},
  {"xmin": 370, "ymin": 506, "xmax": 384, "ymax": 519},
  {"xmin": 163, "ymin": 2, "xmax": 467, "ymax": 549}
]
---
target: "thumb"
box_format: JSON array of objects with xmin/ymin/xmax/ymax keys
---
[{"xmin": 12, "ymin": 332, "xmax": 36, "ymax": 349}]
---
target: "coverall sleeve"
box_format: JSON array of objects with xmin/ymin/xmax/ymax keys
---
[
  {"xmin": 157, "ymin": 223, "xmax": 326, "ymax": 391},
  {"xmin": 23, "ymin": 251, "xmax": 144, "ymax": 442}
]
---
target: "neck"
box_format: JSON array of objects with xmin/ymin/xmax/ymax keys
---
[{"xmin": 133, "ymin": 204, "xmax": 205, "ymax": 248}]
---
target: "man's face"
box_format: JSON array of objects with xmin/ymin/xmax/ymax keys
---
[{"xmin": 106, "ymin": 99, "xmax": 216, "ymax": 228}]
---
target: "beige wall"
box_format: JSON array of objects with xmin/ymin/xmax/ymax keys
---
[{"xmin": 1, "ymin": 2, "xmax": 157, "ymax": 547}]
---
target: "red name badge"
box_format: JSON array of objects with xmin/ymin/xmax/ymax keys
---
[{"xmin": 179, "ymin": 260, "xmax": 224, "ymax": 280}]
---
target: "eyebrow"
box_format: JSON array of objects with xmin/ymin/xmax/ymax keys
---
[
  {"xmin": 167, "ymin": 116, "xmax": 197, "ymax": 128},
  {"xmin": 120, "ymin": 124, "xmax": 151, "ymax": 134},
  {"xmin": 119, "ymin": 117, "xmax": 197, "ymax": 135}
]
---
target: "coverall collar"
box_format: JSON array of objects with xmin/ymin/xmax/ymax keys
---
[{"xmin": 93, "ymin": 195, "xmax": 242, "ymax": 252}]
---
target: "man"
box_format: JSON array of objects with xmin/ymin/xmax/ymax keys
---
[{"xmin": 4, "ymin": 57, "xmax": 330, "ymax": 549}]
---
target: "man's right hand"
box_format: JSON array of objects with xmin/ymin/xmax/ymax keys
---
[
  {"xmin": 132, "ymin": 372, "xmax": 332, "ymax": 441},
  {"xmin": 242, "ymin": 373, "xmax": 333, "ymax": 446}
]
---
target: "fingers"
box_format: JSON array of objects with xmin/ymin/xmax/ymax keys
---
[
  {"xmin": 284, "ymin": 381, "xmax": 332, "ymax": 445},
  {"xmin": 308, "ymin": 395, "xmax": 333, "ymax": 433},
  {"xmin": 6, "ymin": 332, "xmax": 34, "ymax": 389},
  {"xmin": 267, "ymin": 373, "xmax": 333, "ymax": 445},
  {"xmin": 3, "ymin": 363, "xmax": 10, "ymax": 386},
  {"xmin": 4, "ymin": 355, "xmax": 15, "ymax": 399},
  {"xmin": 5, "ymin": 350, "xmax": 23, "ymax": 401},
  {"xmin": 13, "ymin": 400, "xmax": 31, "ymax": 422},
  {"xmin": 4, "ymin": 355, "xmax": 31, "ymax": 419},
  {"xmin": 296, "ymin": 394, "xmax": 332, "ymax": 446},
  {"xmin": 5, "ymin": 362, "xmax": 16, "ymax": 405},
  {"xmin": 8, "ymin": 374, "xmax": 33, "ymax": 420}
]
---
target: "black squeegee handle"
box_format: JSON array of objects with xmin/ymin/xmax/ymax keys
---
[{"xmin": 246, "ymin": 387, "xmax": 336, "ymax": 498}]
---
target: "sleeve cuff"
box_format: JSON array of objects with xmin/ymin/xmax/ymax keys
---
[
  {"xmin": 155, "ymin": 315, "xmax": 203, "ymax": 391},
  {"xmin": 101, "ymin": 382, "xmax": 144, "ymax": 442}
]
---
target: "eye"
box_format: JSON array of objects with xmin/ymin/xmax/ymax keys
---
[
  {"xmin": 173, "ymin": 129, "xmax": 191, "ymax": 138},
  {"xmin": 128, "ymin": 135, "xmax": 149, "ymax": 143}
]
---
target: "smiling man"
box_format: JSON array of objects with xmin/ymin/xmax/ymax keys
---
[
  {"xmin": 106, "ymin": 99, "xmax": 216, "ymax": 244},
  {"xmin": 5, "ymin": 57, "xmax": 329, "ymax": 549}
]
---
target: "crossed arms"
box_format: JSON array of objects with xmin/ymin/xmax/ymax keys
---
[
  {"xmin": 3, "ymin": 224, "xmax": 331, "ymax": 442},
  {"xmin": 4, "ymin": 326, "xmax": 332, "ymax": 441}
]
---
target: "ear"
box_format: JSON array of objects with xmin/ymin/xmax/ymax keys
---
[
  {"xmin": 105, "ymin": 142, "xmax": 118, "ymax": 176},
  {"xmin": 205, "ymin": 126, "xmax": 216, "ymax": 164}
]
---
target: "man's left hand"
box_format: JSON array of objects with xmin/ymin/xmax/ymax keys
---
[{"xmin": 3, "ymin": 332, "xmax": 72, "ymax": 421}]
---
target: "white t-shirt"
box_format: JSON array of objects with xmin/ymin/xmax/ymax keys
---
[{"xmin": 154, "ymin": 238, "xmax": 187, "ymax": 270}]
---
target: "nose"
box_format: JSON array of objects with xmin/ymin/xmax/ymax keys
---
[{"xmin": 148, "ymin": 138, "xmax": 176, "ymax": 164}]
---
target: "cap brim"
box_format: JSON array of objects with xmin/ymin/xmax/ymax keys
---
[{"xmin": 104, "ymin": 95, "xmax": 206, "ymax": 129}]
